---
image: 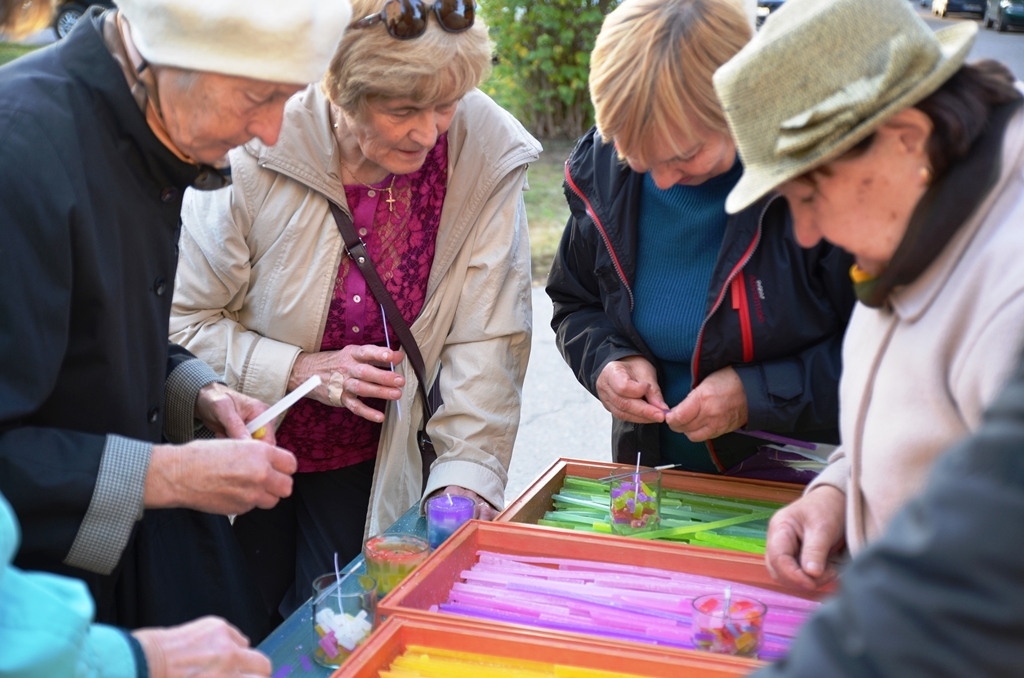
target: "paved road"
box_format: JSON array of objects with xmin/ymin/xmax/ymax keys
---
[{"xmin": 504, "ymin": 287, "xmax": 611, "ymax": 503}]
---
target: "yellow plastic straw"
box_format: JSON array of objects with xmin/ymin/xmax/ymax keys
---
[{"xmin": 378, "ymin": 646, "xmax": 657, "ymax": 678}]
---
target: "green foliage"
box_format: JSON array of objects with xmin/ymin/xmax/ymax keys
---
[
  {"xmin": 0, "ymin": 42, "xmax": 39, "ymax": 67},
  {"xmin": 481, "ymin": 0, "xmax": 620, "ymax": 139}
]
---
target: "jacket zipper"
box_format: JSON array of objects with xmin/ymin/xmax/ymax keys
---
[
  {"xmin": 731, "ymin": 272, "xmax": 754, "ymax": 362},
  {"xmin": 564, "ymin": 161, "xmax": 634, "ymax": 310},
  {"xmin": 691, "ymin": 196, "xmax": 773, "ymax": 471}
]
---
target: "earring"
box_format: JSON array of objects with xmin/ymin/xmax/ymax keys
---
[{"xmin": 919, "ymin": 166, "xmax": 932, "ymax": 186}]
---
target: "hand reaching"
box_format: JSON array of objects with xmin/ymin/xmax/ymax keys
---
[
  {"xmin": 133, "ymin": 616, "xmax": 271, "ymax": 678},
  {"xmin": 765, "ymin": 485, "xmax": 846, "ymax": 590}
]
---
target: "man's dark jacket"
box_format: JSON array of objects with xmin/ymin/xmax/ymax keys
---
[
  {"xmin": 0, "ymin": 12, "xmax": 267, "ymax": 638},
  {"xmin": 546, "ymin": 128, "xmax": 856, "ymax": 471}
]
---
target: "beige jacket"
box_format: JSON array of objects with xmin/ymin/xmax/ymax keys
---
[
  {"xmin": 170, "ymin": 86, "xmax": 541, "ymax": 536},
  {"xmin": 809, "ymin": 101, "xmax": 1024, "ymax": 553}
]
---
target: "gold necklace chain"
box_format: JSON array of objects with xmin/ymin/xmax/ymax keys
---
[{"xmin": 341, "ymin": 163, "xmax": 397, "ymax": 212}]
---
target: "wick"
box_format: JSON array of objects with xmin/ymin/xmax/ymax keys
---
[{"xmin": 333, "ymin": 552, "xmax": 343, "ymax": 608}]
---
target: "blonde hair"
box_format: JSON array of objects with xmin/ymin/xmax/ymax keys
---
[
  {"xmin": 0, "ymin": 0, "xmax": 53, "ymax": 40},
  {"xmin": 590, "ymin": 0, "xmax": 751, "ymax": 167},
  {"xmin": 324, "ymin": 0, "xmax": 492, "ymax": 117}
]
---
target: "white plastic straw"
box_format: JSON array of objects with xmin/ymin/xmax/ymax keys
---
[{"xmin": 380, "ymin": 304, "xmax": 401, "ymax": 420}]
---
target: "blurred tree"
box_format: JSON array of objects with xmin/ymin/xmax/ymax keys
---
[{"xmin": 481, "ymin": 0, "xmax": 620, "ymax": 140}]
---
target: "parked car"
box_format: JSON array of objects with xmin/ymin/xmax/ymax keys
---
[
  {"xmin": 756, "ymin": 0, "xmax": 785, "ymax": 26},
  {"xmin": 53, "ymin": 0, "xmax": 114, "ymax": 40},
  {"xmin": 932, "ymin": 0, "xmax": 985, "ymax": 17},
  {"xmin": 984, "ymin": 0, "xmax": 1024, "ymax": 29}
]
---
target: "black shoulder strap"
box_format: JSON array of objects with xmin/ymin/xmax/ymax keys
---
[{"xmin": 327, "ymin": 201, "xmax": 440, "ymax": 424}]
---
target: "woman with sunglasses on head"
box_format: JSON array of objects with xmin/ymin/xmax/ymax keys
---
[
  {"xmin": 547, "ymin": 0, "xmax": 855, "ymax": 480},
  {"xmin": 171, "ymin": 0, "xmax": 538, "ymax": 622},
  {"xmin": 714, "ymin": 0, "xmax": 1024, "ymax": 594}
]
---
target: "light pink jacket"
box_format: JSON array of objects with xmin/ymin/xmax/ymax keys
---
[{"xmin": 809, "ymin": 99, "xmax": 1024, "ymax": 553}]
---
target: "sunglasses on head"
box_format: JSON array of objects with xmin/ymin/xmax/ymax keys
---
[{"xmin": 353, "ymin": 0, "xmax": 475, "ymax": 40}]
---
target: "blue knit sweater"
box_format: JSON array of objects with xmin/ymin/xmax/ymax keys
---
[{"xmin": 632, "ymin": 161, "xmax": 743, "ymax": 470}]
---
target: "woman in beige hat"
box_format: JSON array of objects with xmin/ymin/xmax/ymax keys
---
[
  {"xmin": 171, "ymin": 0, "xmax": 538, "ymax": 622},
  {"xmin": 547, "ymin": 0, "xmax": 855, "ymax": 478},
  {"xmin": 714, "ymin": 0, "xmax": 1024, "ymax": 591}
]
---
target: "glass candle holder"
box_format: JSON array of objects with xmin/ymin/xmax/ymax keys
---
[
  {"xmin": 691, "ymin": 592, "xmax": 767, "ymax": 658},
  {"xmin": 363, "ymin": 533, "xmax": 430, "ymax": 597},
  {"xmin": 426, "ymin": 494, "xmax": 476, "ymax": 549},
  {"xmin": 605, "ymin": 468, "xmax": 661, "ymax": 535},
  {"xmin": 311, "ymin": 573, "xmax": 377, "ymax": 668}
]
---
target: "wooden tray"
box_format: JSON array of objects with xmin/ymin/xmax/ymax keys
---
[
  {"xmin": 376, "ymin": 520, "xmax": 826, "ymax": 671},
  {"xmin": 333, "ymin": 612, "xmax": 758, "ymax": 677},
  {"xmin": 497, "ymin": 458, "xmax": 805, "ymax": 525}
]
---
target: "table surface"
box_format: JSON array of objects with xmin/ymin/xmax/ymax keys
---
[{"xmin": 258, "ymin": 505, "xmax": 426, "ymax": 678}]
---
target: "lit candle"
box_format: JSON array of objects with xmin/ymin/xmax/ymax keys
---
[{"xmin": 426, "ymin": 494, "xmax": 476, "ymax": 549}]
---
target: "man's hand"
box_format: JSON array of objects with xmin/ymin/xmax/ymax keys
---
[
  {"xmin": 595, "ymin": 356, "xmax": 669, "ymax": 423},
  {"xmin": 765, "ymin": 485, "xmax": 846, "ymax": 590},
  {"xmin": 195, "ymin": 382, "xmax": 276, "ymax": 445},
  {"xmin": 665, "ymin": 366, "xmax": 747, "ymax": 442},
  {"xmin": 145, "ymin": 440, "xmax": 297, "ymax": 515},
  {"xmin": 430, "ymin": 485, "xmax": 499, "ymax": 521},
  {"xmin": 133, "ymin": 616, "xmax": 271, "ymax": 678}
]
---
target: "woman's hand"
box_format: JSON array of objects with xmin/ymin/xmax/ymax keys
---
[
  {"xmin": 430, "ymin": 485, "xmax": 499, "ymax": 521},
  {"xmin": 133, "ymin": 616, "xmax": 271, "ymax": 678},
  {"xmin": 665, "ymin": 366, "xmax": 747, "ymax": 441},
  {"xmin": 595, "ymin": 356, "xmax": 669, "ymax": 423},
  {"xmin": 195, "ymin": 382, "xmax": 276, "ymax": 445},
  {"xmin": 764, "ymin": 486, "xmax": 846, "ymax": 591},
  {"xmin": 290, "ymin": 347, "xmax": 405, "ymax": 423}
]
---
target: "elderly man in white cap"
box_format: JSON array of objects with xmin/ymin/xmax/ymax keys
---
[{"xmin": 0, "ymin": 0, "xmax": 350, "ymax": 658}]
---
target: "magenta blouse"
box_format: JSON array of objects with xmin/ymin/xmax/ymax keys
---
[{"xmin": 276, "ymin": 135, "xmax": 448, "ymax": 473}]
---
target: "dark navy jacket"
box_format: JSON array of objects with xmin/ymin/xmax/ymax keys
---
[
  {"xmin": 546, "ymin": 128, "xmax": 856, "ymax": 472},
  {"xmin": 0, "ymin": 11, "xmax": 268, "ymax": 640}
]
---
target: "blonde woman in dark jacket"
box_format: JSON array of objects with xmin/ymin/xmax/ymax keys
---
[{"xmin": 547, "ymin": 0, "xmax": 855, "ymax": 478}]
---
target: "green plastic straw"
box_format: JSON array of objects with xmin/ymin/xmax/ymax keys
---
[{"xmin": 538, "ymin": 475, "xmax": 786, "ymax": 555}]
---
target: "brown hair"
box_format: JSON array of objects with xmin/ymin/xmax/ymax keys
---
[
  {"xmin": 589, "ymin": 0, "xmax": 751, "ymax": 167},
  {"xmin": 0, "ymin": 0, "xmax": 53, "ymax": 40},
  {"xmin": 916, "ymin": 59, "xmax": 1021, "ymax": 178}
]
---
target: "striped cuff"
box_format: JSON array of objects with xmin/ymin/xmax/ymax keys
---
[
  {"xmin": 164, "ymin": 358, "xmax": 220, "ymax": 443},
  {"xmin": 64, "ymin": 435, "xmax": 150, "ymax": 575}
]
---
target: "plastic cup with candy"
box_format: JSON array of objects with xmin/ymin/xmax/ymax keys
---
[
  {"xmin": 605, "ymin": 467, "xmax": 661, "ymax": 535},
  {"xmin": 691, "ymin": 591, "xmax": 767, "ymax": 658}
]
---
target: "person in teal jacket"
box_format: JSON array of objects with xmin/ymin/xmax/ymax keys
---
[{"xmin": 0, "ymin": 491, "xmax": 272, "ymax": 677}]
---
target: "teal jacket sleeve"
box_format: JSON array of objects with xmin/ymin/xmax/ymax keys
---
[{"xmin": 0, "ymin": 494, "xmax": 139, "ymax": 678}]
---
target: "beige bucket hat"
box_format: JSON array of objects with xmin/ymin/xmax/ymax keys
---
[
  {"xmin": 116, "ymin": 0, "xmax": 352, "ymax": 85},
  {"xmin": 713, "ymin": 0, "xmax": 977, "ymax": 214}
]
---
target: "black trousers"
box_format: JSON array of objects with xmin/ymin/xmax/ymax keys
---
[
  {"xmin": 232, "ymin": 458, "xmax": 376, "ymax": 625},
  {"xmin": 88, "ymin": 508, "xmax": 272, "ymax": 644}
]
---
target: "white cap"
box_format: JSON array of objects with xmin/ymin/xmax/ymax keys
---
[{"xmin": 115, "ymin": 0, "xmax": 352, "ymax": 84}]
